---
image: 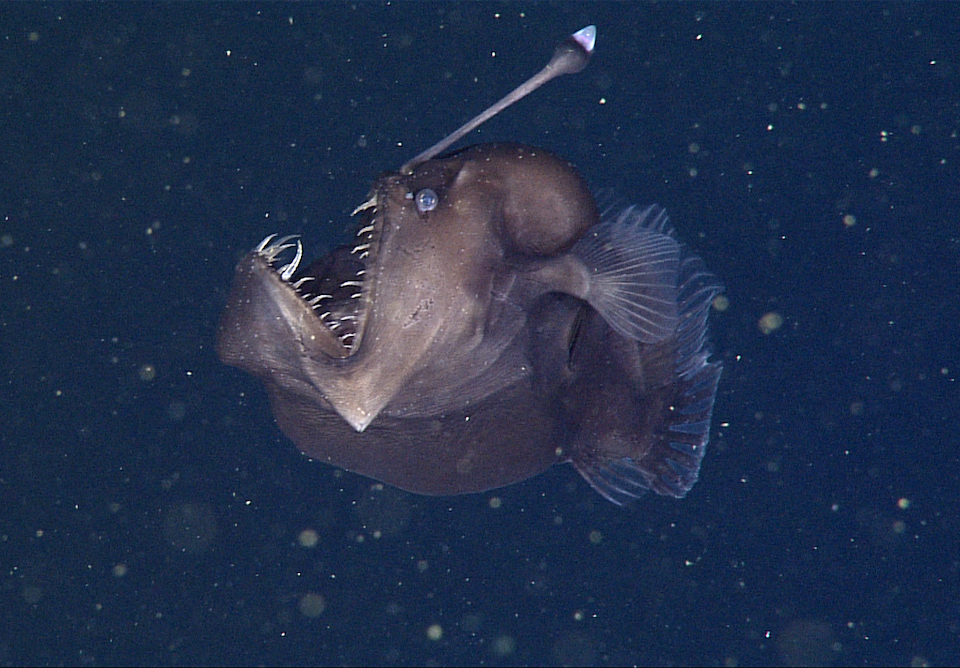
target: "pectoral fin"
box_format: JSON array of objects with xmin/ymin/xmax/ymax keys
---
[{"xmin": 572, "ymin": 205, "xmax": 680, "ymax": 343}]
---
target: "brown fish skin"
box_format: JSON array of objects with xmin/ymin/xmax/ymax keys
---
[{"xmin": 218, "ymin": 143, "xmax": 721, "ymax": 502}]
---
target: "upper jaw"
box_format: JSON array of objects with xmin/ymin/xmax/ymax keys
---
[{"xmin": 251, "ymin": 187, "xmax": 387, "ymax": 359}]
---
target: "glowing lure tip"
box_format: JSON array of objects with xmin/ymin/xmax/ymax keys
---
[{"xmin": 572, "ymin": 25, "xmax": 597, "ymax": 54}]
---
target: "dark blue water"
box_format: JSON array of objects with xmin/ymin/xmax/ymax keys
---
[{"xmin": 1, "ymin": 3, "xmax": 957, "ymax": 666}]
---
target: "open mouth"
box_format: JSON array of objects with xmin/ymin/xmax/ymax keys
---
[{"xmin": 251, "ymin": 191, "xmax": 382, "ymax": 356}]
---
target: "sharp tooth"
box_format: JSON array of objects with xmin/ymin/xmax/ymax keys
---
[
  {"xmin": 351, "ymin": 243, "xmax": 370, "ymax": 254},
  {"xmin": 279, "ymin": 240, "xmax": 303, "ymax": 281},
  {"xmin": 351, "ymin": 194, "xmax": 377, "ymax": 216},
  {"xmin": 270, "ymin": 237, "xmax": 298, "ymax": 254},
  {"xmin": 340, "ymin": 280, "xmax": 362, "ymax": 288},
  {"xmin": 255, "ymin": 234, "xmax": 278, "ymax": 253},
  {"xmin": 256, "ymin": 234, "xmax": 299, "ymax": 263},
  {"xmin": 293, "ymin": 276, "xmax": 314, "ymax": 289},
  {"xmin": 356, "ymin": 224, "xmax": 375, "ymax": 236}
]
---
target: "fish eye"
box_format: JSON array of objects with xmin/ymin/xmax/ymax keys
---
[{"xmin": 415, "ymin": 189, "xmax": 438, "ymax": 213}]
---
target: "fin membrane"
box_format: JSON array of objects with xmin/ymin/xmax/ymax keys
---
[
  {"xmin": 572, "ymin": 205, "xmax": 680, "ymax": 343},
  {"xmin": 572, "ymin": 204, "xmax": 723, "ymax": 503}
]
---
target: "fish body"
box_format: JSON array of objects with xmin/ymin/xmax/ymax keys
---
[{"xmin": 218, "ymin": 143, "xmax": 721, "ymax": 503}]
